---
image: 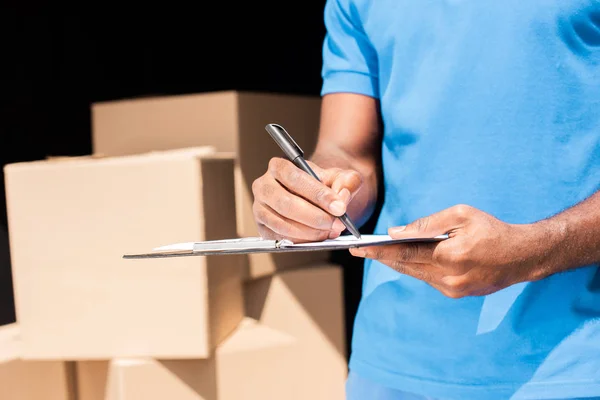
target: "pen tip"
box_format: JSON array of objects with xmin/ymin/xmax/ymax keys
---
[{"xmin": 348, "ymin": 228, "xmax": 361, "ymax": 239}]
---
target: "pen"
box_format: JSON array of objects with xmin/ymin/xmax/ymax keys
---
[{"xmin": 265, "ymin": 123, "xmax": 362, "ymax": 239}]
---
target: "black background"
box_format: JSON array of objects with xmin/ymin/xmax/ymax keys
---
[{"xmin": 0, "ymin": 8, "xmax": 380, "ymax": 357}]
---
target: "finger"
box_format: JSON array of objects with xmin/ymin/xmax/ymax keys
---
[
  {"xmin": 256, "ymin": 224, "xmax": 279, "ymax": 240},
  {"xmin": 257, "ymin": 178, "xmax": 346, "ymax": 232},
  {"xmin": 267, "ymin": 158, "xmax": 347, "ymax": 216},
  {"xmin": 254, "ymin": 202, "xmax": 331, "ymax": 242},
  {"xmin": 256, "ymin": 224, "xmax": 324, "ymax": 244},
  {"xmin": 388, "ymin": 204, "xmax": 475, "ymax": 239},
  {"xmin": 329, "ymin": 230, "xmax": 342, "ymax": 239},
  {"xmin": 349, "ymin": 242, "xmax": 438, "ymax": 264},
  {"xmin": 376, "ymin": 261, "xmax": 440, "ymax": 285},
  {"xmin": 375, "ymin": 260, "xmax": 470, "ymax": 299},
  {"xmin": 330, "ymin": 170, "xmax": 363, "ymax": 199},
  {"xmin": 257, "ymin": 223, "xmax": 324, "ymax": 243},
  {"xmin": 305, "ymin": 161, "xmax": 342, "ymax": 186},
  {"xmin": 306, "ymin": 162, "xmax": 363, "ymax": 200},
  {"xmin": 338, "ymin": 188, "xmax": 352, "ymax": 205}
]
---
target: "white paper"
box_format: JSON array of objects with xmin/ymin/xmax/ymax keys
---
[
  {"xmin": 285, "ymin": 234, "xmax": 395, "ymax": 248},
  {"xmin": 150, "ymin": 234, "xmax": 448, "ymax": 254},
  {"xmin": 153, "ymin": 242, "xmax": 195, "ymax": 252}
]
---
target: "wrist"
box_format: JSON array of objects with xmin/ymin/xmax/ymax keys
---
[{"xmin": 512, "ymin": 218, "xmax": 569, "ymax": 282}]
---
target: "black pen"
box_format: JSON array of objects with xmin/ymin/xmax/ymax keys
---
[{"xmin": 265, "ymin": 123, "xmax": 361, "ymax": 239}]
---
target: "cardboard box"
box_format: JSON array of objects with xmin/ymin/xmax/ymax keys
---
[
  {"xmin": 0, "ymin": 324, "xmax": 76, "ymax": 400},
  {"xmin": 91, "ymin": 91, "xmax": 330, "ymax": 279},
  {"xmin": 77, "ymin": 317, "xmax": 297, "ymax": 400},
  {"xmin": 4, "ymin": 148, "xmax": 244, "ymax": 360},
  {"xmin": 245, "ymin": 264, "xmax": 347, "ymax": 399}
]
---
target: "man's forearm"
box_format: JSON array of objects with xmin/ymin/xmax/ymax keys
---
[
  {"xmin": 529, "ymin": 190, "xmax": 600, "ymax": 279},
  {"xmin": 309, "ymin": 93, "xmax": 383, "ymax": 228},
  {"xmin": 309, "ymin": 143, "xmax": 379, "ymax": 228}
]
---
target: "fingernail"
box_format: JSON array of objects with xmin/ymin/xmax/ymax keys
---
[
  {"xmin": 350, "ymin": 248, "xmax": 365, "ymax": 257},
  {"xmin": 389, "ymin": 226, "xmax": 406, "ymax": 235},
  {"xmin": 338, "ymin": 188, "xmax": 351, "ymax": 204},
  {"xmin": 333, "ymin": 219, "xmax": 346, "ymax": 231},
  {"xmin": 329, "ymin": 200, "xmax": 346, "ymax": 215}
]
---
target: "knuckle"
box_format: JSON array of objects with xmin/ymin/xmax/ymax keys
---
[
  {"xmin": 413, "ymin": 217, "xmax": 430, "ymax": 232},
  {"xmin": 257, "ymin": 180, "xmax": 274, "ymax": 198},
  {"xmin": 448, "ymin": 248, "xmax": 470, "ymax": 267},
  {"xmin": 453, "ymin": 204, "xmax": 472, "ymax": 218},
  {"xmin": 444, "ymin": 290, "xmax": 464, "ymax": 299},
  {"xmin": 287, "ymin": 168, "xmax": 302, "ymax": 184},
  {"xmin": 275, "ymin": 194, "xmax": 293, "ymax": 215},
  {"xmin": 251, "ymin": 177, "xmax": 262, "ymax": 196},
  {"xmin": 267, "ymin": 158, "xmax": 277, "ymax": 175},
  {"xmin": 314, "ymin": 187, "xmax": 331, "ymax": 204},
  {"xmin": 313, "ymin": 212, "xmax": 330, "ymax": 229},
  {"xmin": 348, "ymin": 170, "xmax": 363, "ymax": 186},
  {"xmin": 267, "ymin": 157, "xmax": 281, "ymax": 173},
  {"xmin": 444, "ymin": 276, "xmax": 469, "ymax": 292}
]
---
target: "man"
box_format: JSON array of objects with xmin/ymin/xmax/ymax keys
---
[{"xmin": 252, "ymin": 0, "xmax": 600, "ymax": 398}]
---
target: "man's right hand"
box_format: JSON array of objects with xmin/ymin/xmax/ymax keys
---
[{"xmin": 251, "ymin": 157, "xmax": 363, "ymax": 243}]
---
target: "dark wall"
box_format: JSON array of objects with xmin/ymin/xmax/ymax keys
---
[{"xmin": 0, "ymin": 8, "xmax": 373, "ymax": 357}]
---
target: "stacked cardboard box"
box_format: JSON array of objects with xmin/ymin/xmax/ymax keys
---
[
  {"xmin": 0, "ymin": 324, "xmax": 76, "ymax": 400},
  {"xmin": 76, "ymin": 318, "xmax": 299, "ymax": 400},
  {"xmin": 5, "ymin": 148, "xmax": 244, "ymax": 361},
  {"xmin": 91, "ymin": 91, "xmax": 330, "ymax": 279},
  {"xmin": 2, "ymin": 91, "xmax": 347, "ymax": 399}
]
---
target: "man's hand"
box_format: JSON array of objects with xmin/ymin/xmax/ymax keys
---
[
  {"xmin": 252, "ymin": 157, "xmax": 363, "ymax": 242},
  {"xmin": 350, "ymin": 204, "xmax": 554, "ymax": 298}
]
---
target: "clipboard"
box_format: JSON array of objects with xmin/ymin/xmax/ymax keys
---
[{"xmin": 122, "ymin": 234, "xmax": 449, "ymax": 259}]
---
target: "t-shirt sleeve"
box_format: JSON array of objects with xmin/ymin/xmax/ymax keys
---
[{"xmin": 321, "ymin": 0, "xmax": 379, "ymax": 98}]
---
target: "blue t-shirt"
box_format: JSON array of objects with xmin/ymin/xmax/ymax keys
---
[{"xmin": 321, "ymin": 0, "xmax": 600, "ymax": 398}]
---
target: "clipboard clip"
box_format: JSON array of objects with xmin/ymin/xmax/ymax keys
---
[{"xmin": 190, "ymin": 237, "xmax": 294, "ymax": 253}]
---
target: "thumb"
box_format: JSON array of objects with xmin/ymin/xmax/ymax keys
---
[
  {"xmin": 330, "ymin": 170, "xmax": 363, "ymax": 199},
  {"xmin": 389, "ymin": 207, "xmax": 460, "ymax": 238},
  {"xmin": 306, "ymin": 161, "xmax": 362, "ymax": 191}
]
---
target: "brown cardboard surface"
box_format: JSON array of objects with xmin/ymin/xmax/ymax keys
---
[
  {"xmin": 0, "ymin": 323, "xmax": 21, "ymax": 363},
  {"xmin": 4, "ymin": 148, "xmax": 244, "ymax": 360},
  {"xmin": 244, "ymin": 264, "xmax": 347, "ymax": 400},
  {"xmin": 91, "ymin": 91, "xmax": 330, "ymax": 279},
  {"xmin": 77, "ymin": 318, "xmax": 297, "ymax": 400},
  {"xmin": 0, "ymin": 324, "xmax": 76, "ymax": 400}
]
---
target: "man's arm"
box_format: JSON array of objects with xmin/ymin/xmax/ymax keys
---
[
  {"xmin": 309, "ymin": 93, "xmax": 382, "ymax": 228},
  {"xmin": 349, "ymin": 190, "xmax": 600, "ymax": 298},
  {"xmin": 533, "ymin": 190, "xmax": 600, "ymax": 279},
  {"xmin": 251, "ymin": 0, "xmax": 382, "ymax": 242}
]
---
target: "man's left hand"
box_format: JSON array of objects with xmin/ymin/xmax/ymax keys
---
[{"xmin": 349, "ymin": 204, "xmax": 550, "ymax": 298}]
